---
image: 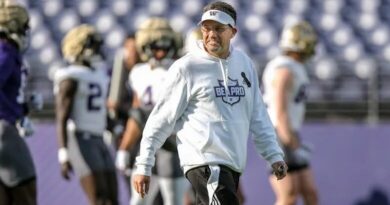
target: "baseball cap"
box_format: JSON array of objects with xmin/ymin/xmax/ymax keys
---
[{"xmin": 198, "ymin": 9, "xmax": 236, "ymax": 28}]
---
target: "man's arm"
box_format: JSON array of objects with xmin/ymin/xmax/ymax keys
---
[
  {"xmin": 133, "ymin": 63, "xmax": 189, "ymax": 197},
  {"xmin": 248, "ymin": 61, "xmax": 287, "ymax": 179},
  {"xmin": 118, "ymin": 93, "xmax": 143, "ymax": 151},
  {"xmin": 116, "ymin": 93, "xmax": 143, "ymax": 171},
  {"xmin": 55, "ymin": 79, "xmax": 77, "ymax": 179},
  {"xmin": 0, "ymin": 54, "xmax": 12, "ymax": 88},
  {"xmin": 249, "ymin": 62, "xmax": 285, "ymax": 165},
  {"xmin": 273, "ymin": 67, "xmax": 299, "ymax": 149}
]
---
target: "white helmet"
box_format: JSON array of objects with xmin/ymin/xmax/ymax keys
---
[
  {"xmin": 135, "ymin": 17, "xmax": 182, "ymax": 62},
  {"xmin": 0, "ymin": 1, "xmax": 29, "ymax": 50},
  {"xmin": 61, "ymin": 24, "xmax": 103, "ymax": 64},
  {"xmin": 279, "ymin": 21, "xmax": 317, "ymax": 59}
]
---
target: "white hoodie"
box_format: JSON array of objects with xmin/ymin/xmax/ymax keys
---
[{"xmin": 135, "ymin": 41, "xmax": 284, "ymax": 176}]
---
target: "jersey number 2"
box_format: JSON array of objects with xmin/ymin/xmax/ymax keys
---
[{"xmin": 88, "ymin": 83, "xmax": 102, "ymax": 111}]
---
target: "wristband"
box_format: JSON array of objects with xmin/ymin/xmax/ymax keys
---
[
  {"xmin": 116, "ymin": 150, "xmax": 130, "ymax": 170},
  {"xmin": 58, "ymin": 147, "xmax": 69, "ymax": 164}
]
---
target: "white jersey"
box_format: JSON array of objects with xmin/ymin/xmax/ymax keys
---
[
  {"xmin": 129, "ymin": 62, "xmax": 171, "ymax": 111},
  {"xmin": 262, "ymin": 55, "xmax": 309, "ymax": 131},
  {"xmin": 54, "ymin": 65, "xmax": 109, "ymax": 135},
  {"xmin": 135, "ymin": 41, "xmax": 284, "ymax": 176}
]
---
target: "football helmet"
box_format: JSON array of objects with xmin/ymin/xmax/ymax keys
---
[
  {"xmin": 184, "ymin": 27, "xmax": 202, "ymax": 53},
  {"xmin": 136, "ymin": 17, "xmax": 182, "ymax": 62},
  {"xmin": 61, "ymin": 24, "xmax": 103, "ymax": 64},
  {"xmin": 0, "ymin": 1, "xmax": 29, "ymax": 50},
  {"xmin": 279, "ymin": 21, "xmax": 317, "ymax": 59}
]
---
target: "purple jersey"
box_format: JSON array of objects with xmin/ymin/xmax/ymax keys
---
[{"xmin": 0, "ymin": 41, "xmax": 25, "ymax": 124}]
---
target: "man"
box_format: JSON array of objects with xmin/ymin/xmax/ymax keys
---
[
  {"xmin": 107, "ymin": 32, "xmax": 139, "ymax": 126},
  {"xmin": 132, "ymin": 2, "xmax": 287, "ymax": 205},
  {"xmin": 262, "ymin": 21, "xmax": 319, "ymax": 205},
  {"xmin": 108, "ymin": 33, "xmax": 140, "ymax": 192},
  {"xmin": 116, "ymin": 17, "xmax": 187, "ymax": 205},
  {"xmin": 182, "ymin": 26, "xmax": 247, "ymax": 205},
  {"xmin": 0, "ymin": 2, "xmax": 37, "ymax": 205},
  {"xmin": 54, "ymin": 24, "xmax": 118, "ymax": 205}
]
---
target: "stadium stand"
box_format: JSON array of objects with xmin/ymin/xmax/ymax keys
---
[{"xmin": 23, "ymin": 0, "xmax": 390, "ymax": 121}]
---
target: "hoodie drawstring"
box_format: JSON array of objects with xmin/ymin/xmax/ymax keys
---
[{"xmin": 219, "ymin": 59, "xmax": 229, "ymax": 97}]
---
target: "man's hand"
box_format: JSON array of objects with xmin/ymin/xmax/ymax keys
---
[
  {"xmin": 271, "ymin": 161, "xmax": 288, "ymax": 180},
  {"xmin": 61, "ymin": 161, "xmax": 73, "ymax": 180},
  {"xmin": 132, "ymin": 174, "xmax": 150, "ymax": 198}
]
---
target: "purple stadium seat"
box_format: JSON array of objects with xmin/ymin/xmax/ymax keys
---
[
  {"xmin": 313, "ymin": 57, "xmax": 340, "ymax": 81},
  {"xmin": 77, "ymin": 0, "xmax": 99, "ymax": 19},
  {"xmin": 104, "ymin": 25, "xmax": 126, "ymax": 50},
  {"xmin": 319, "ymin": 0, "xmax": 345, "ymax": 14},
  {"xmin": 355, "ymin": 13, "xmax": 380, "ymax": 31},
  {"xmin": 340, "ymin": 41, "xmax": 366, "ymax": 63},
  {"xmin": 28, "ymin": 9, "xmax": 44, "ymax": 32},
  {"xmin": 353, "ymin": 57, "xmax": 377, "ymax": 80},
  {"xmin": 251, "ymin": 0, "xmax": 274, "ymax": 16},
  {"xmin": 358, "ymin": 0, "xmax": 380, "ymax": 13},
  {"xmin": 331, "ymin": 25, "xmax": 355, "ymax": 48},
  {"xmin": 41, "ymin": 0, "xmax": 64, "ymax": 18},
  {"xmin": 30, "ymin": 27, "xmax": 53, "ymax": 51},
  {"xmin": 110, "ymin": 0, "xmax": 133, "ymax": 17},
  {"xmin": 318, "ymin": 13, "xmax": 342, "ymax": 32},
  {"xmin": 146, "ymin": 0, "xmax": 168, "ymax": 16},
  {"xmin": 93, "ymin": 9, "xmax": 118, "ymax": 34},
  {"xmin": 181, "ymin": 0, "xmax": 203, "ymax": 17},
  {"xmin": 367, "ymin": 25, "xmax": 390, "ymax": 49},
  {"xmin": 285, "ymin": 0, "xmax": 310, "ymax": 15},
  {"xmin": 378, "ymin": 44, "xmax": 390, "ymax": 63},
  {"xmin": 242, "ymin": 12, "xmax": 269, "ymax": 32},
  {"xmin": 57, "ymin": 10, "xmax": 81, "ymax": 35},
  {"xmin": 254, "ymin": 26, "xmax": 277, "ymax": 49},
  {"xmin": 168, "ymin": 11, "xmax": 195, "ymax": 33},
  {"xmin": 38, "ymin": 44, "xmax": 60, "ymax": 66}
]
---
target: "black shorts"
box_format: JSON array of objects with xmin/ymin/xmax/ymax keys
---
[{"xmin": 185, "ymin": 165, "xmax": 241, "ymax": 205}]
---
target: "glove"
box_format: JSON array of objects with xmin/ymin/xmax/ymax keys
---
[
  {"xmin": 115, "ymin": 150, "xmax": 130, "ymax": 171},
  {"xmin": 16, "ymin": 117, "xmax": 34, "ymax": 137},
  {"xmin": 28, "ymin": 92, "xmax": 43, "ymax": 111}
]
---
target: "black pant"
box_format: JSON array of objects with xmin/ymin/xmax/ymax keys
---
[{"xmin": 185, "ymin": 165, "xmax": 240, "ymax": 205}]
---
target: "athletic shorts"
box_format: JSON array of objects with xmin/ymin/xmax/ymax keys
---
[
  {"xmin": 68, "ymin": 130, "xmax": 116, "ymax": 178},
  {"xmin": 276, "ymin": 145, "xmax": 310, "ymax": 173},
  {"xmin": 0, "ymin": 120, "xmax": 36, "ymax": 187}
]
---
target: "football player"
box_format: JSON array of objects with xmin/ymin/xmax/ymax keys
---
[
  {"xmin": 108, "ymin": 32, "xmax": 140, "ymax": 198},
  {"xmin": 0, "ymin": 2, "xmax": 37, "ymax": 205},
  {"xmin": 115, "ymin": 17, "xmax": 188, "ymax": 205},
  {"xmin": 262, "ymin": 21, "xmax": 319, "ymax": 205},
  {"xmin": 54, "ymin": 24, "xmax": 118, "ymax": 205}
]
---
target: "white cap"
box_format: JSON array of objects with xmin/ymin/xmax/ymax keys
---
[{"xmin": 198, "ymin": 9, "xmax": 235, "ymax": 28}]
